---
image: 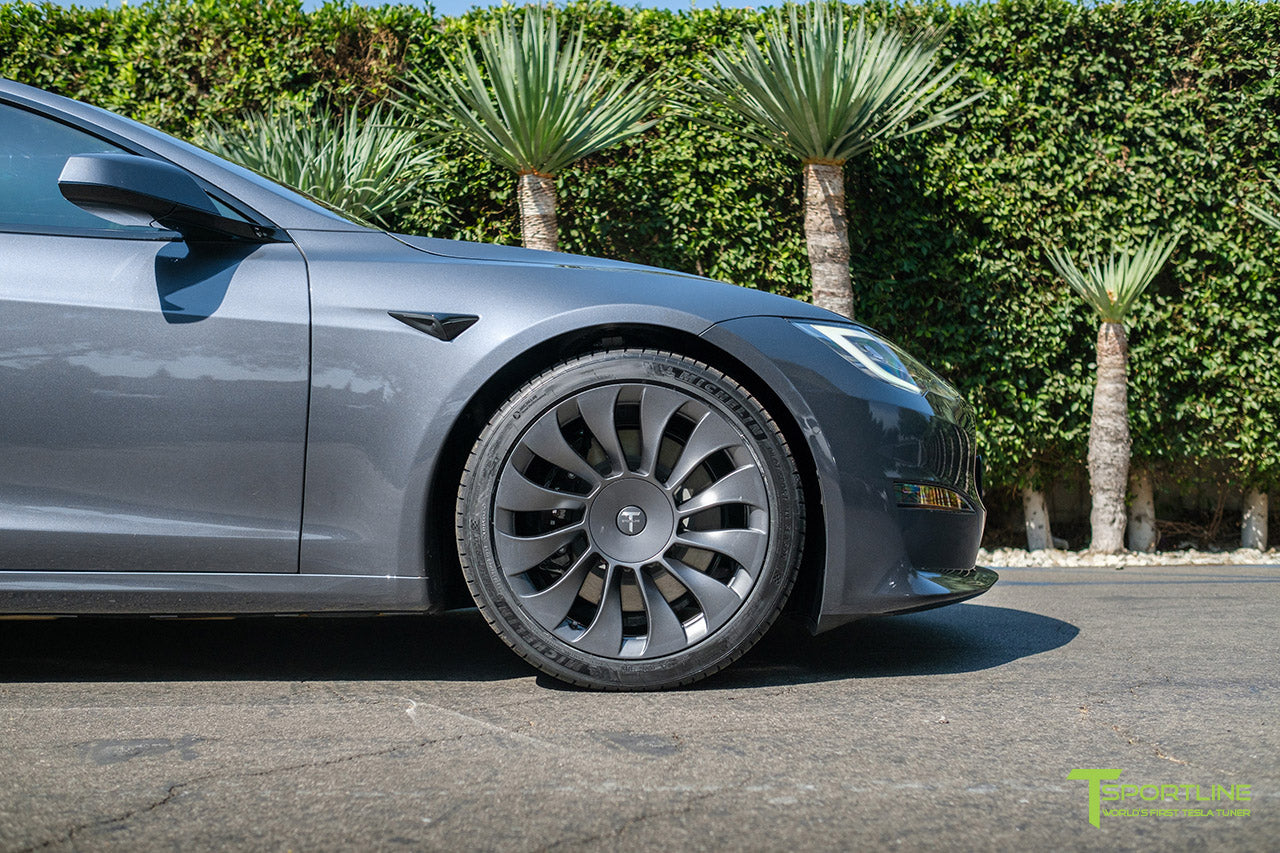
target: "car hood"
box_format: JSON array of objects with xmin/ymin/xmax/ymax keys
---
[
  {"xmin": 387, "ymin": 233, "xmax": 838, "ymax": 324},
  {"xmin": 391, "ymin": 233, "xmax": 696, "ymax": 276}
]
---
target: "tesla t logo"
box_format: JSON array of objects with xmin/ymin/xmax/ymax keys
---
[{"xmin": 617, "ymin": 506, "xmax": 647, "ymax": 536}]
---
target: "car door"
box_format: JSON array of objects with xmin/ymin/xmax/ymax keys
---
[{"xmin": 0, "ymin": 100, "xmax": 310, "ymax": 573}]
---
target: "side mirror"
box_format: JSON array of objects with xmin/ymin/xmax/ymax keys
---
[{"xmin": 59, "ymin": 153, "xmax": 276, "ymax": 242}]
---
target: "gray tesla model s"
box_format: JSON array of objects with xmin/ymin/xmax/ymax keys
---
[{"xmin": 0, "ymin": 78, "xmax": 995, "ymax": 689}]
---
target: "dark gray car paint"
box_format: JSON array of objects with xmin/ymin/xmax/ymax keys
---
[
  {"xmin": 0, "ymin": 571, "xmax": 429, "ymax": 613},
  {"xmin": 291, "ymin": 228, "xmax": 832, "ymax": 580},
  {"xmin": 702, "ymin": 317, "xmax": 985, "ymax": 631},
  {"xmin": 0, "ymin": 232, "xmax": 310, "ymax": 573},
  {"xmin": 0, "ymin": 77, "xmax": 989, "ymax": 626}
]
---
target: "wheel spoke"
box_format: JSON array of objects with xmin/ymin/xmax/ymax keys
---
[
  {"xmin": 518, "ymin": 550, "xmax": 596, "ymax": 628},
  {"xmin": 664, "ymin": 557, "xmax": 743, "ymax": 631},
  {"xmin": 496, "ymin": 468, "xmax": 588, "ymax": 513},
  {"xmin": 675, "ymin": 528, "xmax": 767, "ymax": 574},
  {"xmin": 572, "ymin": 565, "xmax": 624, "ymax": 656},
  {"xmin": 576, "ymin": 386, "xmax": 627, "ymax": 476},
  {"xmin": 637, "ymin": 568, "xmax": 689, "ymax": 656},
  {"xmin": 519, "ymin": 413, "xmax": 601, "ymax": 488},
  {"xmin": 678, "ymin": 465, "xmax": 768, "ymax": 516},
  {"xmin": 665, "ymin": 411, "xmax": 743, "ymax": 490},
  {"xmin": 637, "ymin": 385, "xmax": 687, "ymax": 477},
  {"xmin": 494, "ymin": 522, "xmax": 585, "ymax": 576}
]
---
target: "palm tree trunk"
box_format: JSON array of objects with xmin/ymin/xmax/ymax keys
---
[
  {"xmin": 1126, "ymin": 467, "xmax": 1156, "ymax": 552},
  {"xmin": 1242, "ymin": 489, "xmax": 1268, "ymax": 550},
  {"xmin": 1089, "ymin": 322, "xmax": 1131, "ymax": 553},
  {"xmin": 517, "ymin": 172, "xmax": 558, "ymax": 252},
  {"xmin": 803, "ymin": 161, "xmax": 852, "ymax": 318},
  {"xmin": 1021, "ymin": 485, "xmax": 1053, "ymax": 551}
]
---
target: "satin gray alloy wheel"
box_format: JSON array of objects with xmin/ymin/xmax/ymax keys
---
[{"xmin": 457, "ymin": 349, "xmax": 804, "ymax": 690}]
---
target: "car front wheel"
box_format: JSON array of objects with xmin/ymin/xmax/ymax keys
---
[{"xmin": 456, "ymin": 349, "xmax": 804, "ymax": 690}]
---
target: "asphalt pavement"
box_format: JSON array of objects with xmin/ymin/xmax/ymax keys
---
[{"xmin": 0, "ymin": 563, "xmax": 1276, "ymax": 851}]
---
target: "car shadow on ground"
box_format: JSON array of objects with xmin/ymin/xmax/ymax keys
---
[
  {"xmin": 706, "ymin": 603, "xmax": 1079, "ymax": 690},
  {"xmin": 0, "ymin": 596, "xmax": 1075, "ymax": 686},
  {"xmin": 0, "ymin": 602, "xmax": 1076, "ymax": 689}
]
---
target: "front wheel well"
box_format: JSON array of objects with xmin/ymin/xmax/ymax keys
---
[{"xmin": 424, "ymin": 323, "xmax": 826, "ymax": 621}]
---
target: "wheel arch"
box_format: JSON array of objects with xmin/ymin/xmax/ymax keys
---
[{"xmin": 423, "ymin": 322, "xmax": 827, "ymax": 624}]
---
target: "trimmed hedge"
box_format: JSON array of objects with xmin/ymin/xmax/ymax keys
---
[{"xmin": 3, "ymin": 0, "xmax": 1279, "ymax": 505}]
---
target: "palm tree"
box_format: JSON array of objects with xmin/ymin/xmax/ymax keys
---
[
  {"xmin": 1046, "ymin": 234, "xmax": 1179, "ymax": 553},
  {"xmin": 397, "ymin": 7, "xmax": 658, "ymax": 252},
  {"xmin": 199, "ymin": 103, "xmax": 435, "ymax": 228},
  {"xmin": 687, "ymin": 3, "xmax": 977, "ymax": 316}
]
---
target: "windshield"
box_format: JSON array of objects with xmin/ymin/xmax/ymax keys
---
[{"xmin": 217, "ymin": 160, "xmax": 377, "ymax": 229}]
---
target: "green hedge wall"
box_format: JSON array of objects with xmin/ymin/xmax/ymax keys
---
[{"xmin": 3, "ymin": 0, "xmax": 1279, "ymax": 501}]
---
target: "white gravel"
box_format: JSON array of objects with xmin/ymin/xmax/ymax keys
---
[{"xmin": 977, "ymin": 546, "xmax": 1280, "ymax": 568}]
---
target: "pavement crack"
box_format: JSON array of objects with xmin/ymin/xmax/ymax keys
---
[
  {"xmin": 21, "ymin": 781, "xmax": 189, "ymax": 853},
  {"xmin": 1078, "ymin": 703, "xmax": 1200, "ymax": 769},
  {"xmin": 235, "ymin": 732, "xmax": 477, "ymax": 780},
  {"xmin": 1109, "ymin": 724, "xmax": 1190, "ymax": 766},
  {"xmin": 20, "ymin": 733, "xmax": 479, "ymax": 852}
]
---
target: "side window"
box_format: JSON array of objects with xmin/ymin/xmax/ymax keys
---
[{"xmin": 1, "ymin": 103, "xmax": 166, "ymax": 234}]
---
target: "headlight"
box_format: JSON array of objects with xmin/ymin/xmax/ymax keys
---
[
  {"xmin": 795, "ymin": 322, "xmax": 922, "ymax": 394},
  {"xmin": 794, "ymin": 321, "xmax": 962, "ymax": 401}
]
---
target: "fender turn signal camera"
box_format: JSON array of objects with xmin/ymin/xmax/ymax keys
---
[{"xmin": 895, "ymin": 482, "xmax": 972, "ymax": 512}]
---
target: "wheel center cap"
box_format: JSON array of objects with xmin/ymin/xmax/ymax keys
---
[
  {"xmin": 587, "ymin": 480, "xmax": 673, "ymax": 564},
  {"xmin": 616, "ymin": 505, "xmax": 647, "ymax": 536}
]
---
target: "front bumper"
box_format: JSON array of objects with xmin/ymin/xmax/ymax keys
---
[{"xmin": 702, "ymin": 316, "xmax": 995, "ymax": 632}]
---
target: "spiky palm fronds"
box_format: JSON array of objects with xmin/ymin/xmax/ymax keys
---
[
  {"xmin": 1046, "ymin": 234, "xmax": 1180, "ymax": 324},
  {"xmin": 397, "ymin": 7, "xmax": 658, "ymax": 177},
  {"xmin": 687, "ymin": 2, "xmax": 978, "ymax": 164},
  {"xmin": 1245, "ymin": 174, "xmax": 1280, "ymax": 231},
  {"xmin": 199, "ymin": 103, "xmax": 435, "ymax": 227}
]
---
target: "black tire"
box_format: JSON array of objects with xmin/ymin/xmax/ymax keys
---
[{"xmin": 456, "ymin": 349, "xmax": 804, "ymax": 690}]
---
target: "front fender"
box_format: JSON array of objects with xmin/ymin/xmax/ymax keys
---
[{"xmin": 292, "ymin": 229, "xmax": 824, "ymax": 589}]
